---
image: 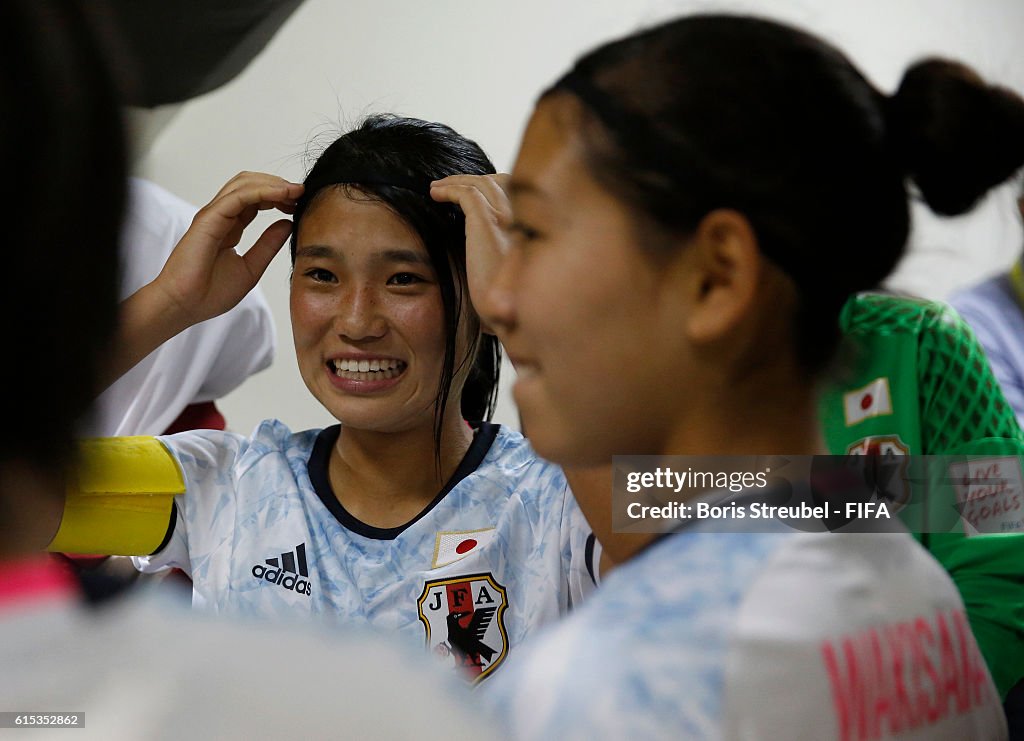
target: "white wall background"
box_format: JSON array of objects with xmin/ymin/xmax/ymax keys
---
[{"xmin": 133, "ymin": 0, "xmax": 1024, "ymax": 435}]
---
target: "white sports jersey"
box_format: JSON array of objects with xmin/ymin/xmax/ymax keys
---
[
  {"xmin": 134, "ymin": 419, "xmax": 598, "ymax": 684},
  {"xmin": 486, "ymin": 493, "xmax": 1008, "ymax": 740}
]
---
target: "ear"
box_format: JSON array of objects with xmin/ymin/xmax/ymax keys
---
[{"xmin": 679, "ymin": 209, "xmax": 761, "ymax": 344}]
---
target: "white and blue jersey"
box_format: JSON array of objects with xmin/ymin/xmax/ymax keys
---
[
  {"xmin": 486, "ymin": 493, "xmax": 1007, "ymax": 739},
  {"xmin": 134, "ymin": 419, "xmax": 598, "ymax": 684}
]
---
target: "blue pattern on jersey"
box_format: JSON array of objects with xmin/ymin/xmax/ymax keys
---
[
  {"xmin": 484, "ymin": 521, "xmax": 789, "ymax": 738},
  {"xmin": 133, "ymin": 419, "xmax": 595, "ymax": 682}
]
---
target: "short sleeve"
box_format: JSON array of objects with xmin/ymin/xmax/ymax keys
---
[
  {"xmin": 916, "ymin": 302, "xmax": 1023, "ymax": 451},
  {"xmin": 132, "ymin": 429, "xmax": 252, "ymax": 578}
]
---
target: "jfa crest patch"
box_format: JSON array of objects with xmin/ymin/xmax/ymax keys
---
[
  {"xmin": 845, "ymin": 435, "xmax": 912, "ymax": 511},
  {"xmin": 417, "ymin": 573, "xmax": 509, "ymax": 683},
  {"xmin": 846, "ymin": 434, "xmax": 909, "ymax": 458}
]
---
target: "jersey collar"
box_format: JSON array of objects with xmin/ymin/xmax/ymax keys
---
[{"xmin": 307, "ymin": 422, "xmax": 500, "ymax": 540}]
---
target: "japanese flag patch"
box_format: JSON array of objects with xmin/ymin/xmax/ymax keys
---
[
  {"xmin": 843, "ymin": 377, "xmax": 893, "ymax": 426},
  {"xmin": 431, "ymin": 528, "xmax": 496, "ymax": 569}
]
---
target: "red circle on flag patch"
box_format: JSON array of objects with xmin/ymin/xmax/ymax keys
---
[
  {"xmin": 860, "ymin": 394, "xmax": 873, "ymax": 410},
  {"xmin": 456, "ymin": 539, "xmax": 478, "ymax": 554}
]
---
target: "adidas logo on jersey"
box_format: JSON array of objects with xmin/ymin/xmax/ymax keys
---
[{"xmin": 251, "ymin": 543, "xmax": 312, "ymax": 596}]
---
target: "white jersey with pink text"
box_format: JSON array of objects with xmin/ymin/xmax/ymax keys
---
[{"xmin": 486, "ymin": 493, "xmax": 1007, "ymax": 740}]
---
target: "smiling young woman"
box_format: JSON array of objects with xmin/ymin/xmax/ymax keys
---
[{"xmin": 59, "ymin": 115, "xmax": 601, "ymax": 686}]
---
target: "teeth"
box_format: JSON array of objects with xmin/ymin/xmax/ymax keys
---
[{"xmin": 331, "ymin": 359, "xmax": 405, "ymax": 379}]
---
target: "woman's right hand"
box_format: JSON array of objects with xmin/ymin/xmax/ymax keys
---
[
  {"xmin": 151, "ymin": 171, "xmax": 303, "ymax": 328},
  {"xmin": 105, "ymin": 172, "xmax": 302, "ymax": 391}
]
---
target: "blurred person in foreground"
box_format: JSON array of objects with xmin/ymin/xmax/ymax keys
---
[{"xmin": 0, "ymin": 3, "xmax": 483, "ymax": 738}]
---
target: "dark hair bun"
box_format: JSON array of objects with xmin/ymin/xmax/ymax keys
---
[{"xmin": 888, "ymin": 58, "xmax": 1024, "ymax": 216}]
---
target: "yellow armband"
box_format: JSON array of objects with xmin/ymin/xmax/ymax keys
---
[{"xmin": 48, "ymin": 436, "xmax": 185, "ymax": 556}]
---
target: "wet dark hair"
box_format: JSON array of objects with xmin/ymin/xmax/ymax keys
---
[
  {"xmin": 290, "ymin": 115, "xmax": 501, "ymax": 459},
  {"xmin": 1, "ymin": 1, "xmax": 127, "ymax": 471},
  {"xmin": 546, "ymin": 14, "xmax": 1024, "ymax": 373}
]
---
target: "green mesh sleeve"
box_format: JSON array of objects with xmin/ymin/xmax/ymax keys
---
[
  {"xmin": 840, "ymin": 293, "xmax": 1023, "ymax": 452},
  {"xmin": 916, "ymin": 304, "xmax": 1022, "ymax": 450}
]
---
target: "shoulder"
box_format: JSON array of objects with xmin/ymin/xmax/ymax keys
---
[
  {"xmin": 840, "ymin": 291, "xmax": 964, "ymax": 339},
  {"xmin": 249, "ymin": 418, "xmax": 322, "ymax": 452},
  {"xmin": 487, "ymin": 530, "xmax": 793, "ymax": 738},
  {"xmin": 159, "ymin": 419, "xmax": 321, "ymax": 476},
  {"xmin": 624, "ymin": 526, "xmax": 793, "ymax": 608},
  {"xmin": 475, "ymin": 423, "xmax": 568, "ymax": 499},
  {"xmin": 483, "ymin": 423, "xmax": 540, "ymax": 467}
]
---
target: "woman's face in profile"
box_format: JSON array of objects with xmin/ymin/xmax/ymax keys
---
[
  {"xmin": 486, "ymin": 96, "xmax": 693, "ymax": 466},
  {"xmin": 290, "ymin": 190, "xmax": 470, "ymax": 434}
]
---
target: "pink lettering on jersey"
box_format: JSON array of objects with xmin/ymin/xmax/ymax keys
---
[{"xmin": 820, "ymin": 607, "xmax": 993, "ymax": 741}]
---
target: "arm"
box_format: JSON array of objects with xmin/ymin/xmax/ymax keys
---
[
  {"xmin": 48, "ymin": 437, "xmax": 184, "ymax": 556},
  {"xmin": 917, "ymin": 302, "xmax": 1023, "ymax": 450},
  {"xmin": 91, "ymin": 179, "xmax": 280, "ymax": 436},
  {"xmin": 916, "ymin": 303, "xmax": 1024, "ymax": 698},
  {"xmin": 102, "ymin": 172, "xmax": 302, "ymax": 390},
  {"xmin": 53, "ymin": 174, "xmax": 299, "ymax": 556}
]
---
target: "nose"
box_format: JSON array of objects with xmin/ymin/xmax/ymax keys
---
[
  {"xmin": 477, "ymin": 246, "xmax": 519, "ymax": 336},
  {"xmin": 334, "ymin": 284, "xmax": 387, "ymax": 342}
]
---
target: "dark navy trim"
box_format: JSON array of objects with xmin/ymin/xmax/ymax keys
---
[
  {"xmin": 149, "ymin": 500, "xmax": 178, "ymax": 556},
  {"xmin": 307, "ymin": 422, "xmax": 500, "ymax": 540},
  {"xmin": 584, "ymin": 533, "xmax": 597, "ymax": 586}
]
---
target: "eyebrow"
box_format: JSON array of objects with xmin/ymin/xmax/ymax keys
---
[
  {"xmin": 294, "ymin": 244, "xmax": 335, "ymax": 260},
  {"xmin": 376, "ymin": 248, "xmax": 431, "ymax": 266},
  {"xmin": 294, "ymin": 244, "xmax": 431, "ymax": 266}
]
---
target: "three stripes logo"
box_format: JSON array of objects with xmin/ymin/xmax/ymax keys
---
[{"xmin": 251, "ymin": 543, "xmax": 312, "ymax": 596}]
